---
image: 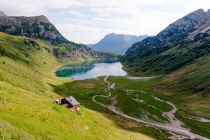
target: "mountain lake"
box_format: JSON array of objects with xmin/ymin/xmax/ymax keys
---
[{"xmin": 55, "ymin": 60, "xmax": 127, "ymax": 80}]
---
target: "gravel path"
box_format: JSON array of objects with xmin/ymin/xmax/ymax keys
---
[
  {"xmin": 126, "ymin": 76, "xmax": 156, "ymax": 80},
  {"xmin": 92, "ymin": 76, "xmax": 209, "ymax": 140}
]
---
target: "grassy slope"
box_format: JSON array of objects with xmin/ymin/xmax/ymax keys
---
[
  {"xmin": 0, "ymin": 32, "xmax": 153, "ymax": 140},
  {"xmin": 161, "ymin": 55, "xmax": 210, "ymax": 93},
  {"xmin": 124, "ymin": 41, "xmax": 210, "ymax": 92},
  {"xmin": 123, "ymin": 37, "xmax": 210, "ymax": 76}
]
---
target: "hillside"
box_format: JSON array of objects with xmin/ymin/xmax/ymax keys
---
[
  {"xmin": 0, "ymin": 32, "xmax": 155, "ymax": 140},
  {"xmin": 123, "ymin": 9, "xmax": 210, "ymax": 77},
  {"xmin": 90, "ymin": 33, "xmax": 148, "ymax": 54},
  {"xmin": 160, "ymin": 55, "xmax": 210, "ymax": 93}
]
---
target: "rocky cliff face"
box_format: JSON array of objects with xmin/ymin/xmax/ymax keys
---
[
  {"xmin": 157, "ymin": 9, "xmax": 208, "ymax": 40},
  {"xmin": 0, "ymin": 13, "xmax": 69, "ymax": 45},
  {"xmin": 123, "ymin": 9, "xmax": 210, "ymax": 74}
]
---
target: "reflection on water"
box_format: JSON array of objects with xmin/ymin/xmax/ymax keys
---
[{"xmin": 55, "ymin": 61, "xmax": 127, "ymax": 80}]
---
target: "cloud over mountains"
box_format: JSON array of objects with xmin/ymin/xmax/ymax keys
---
[{"xmin": 1, "ymin": 0, "xmax": 210, "ymax": 44}]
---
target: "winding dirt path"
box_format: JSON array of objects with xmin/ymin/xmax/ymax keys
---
[{"xmin": 92, "ymin": 76, "xmax": 209, "ymax": 140}]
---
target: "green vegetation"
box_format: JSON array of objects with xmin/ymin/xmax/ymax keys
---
[
  {"xmin": 0, "ymin": 32, "xmax": 155, "ymax": 140},
  {"xmin": 124, "ymin": 43, "xmax": 210, "ymax": 75},
  {"xmin": 56, "ymin": 77, "xmax": 210, "ymax": 137},
  {"xmin": 124, "ymin": 45, "xmax": 210, "ymax": 93},
  {"xmin": 55, "ymin": 75, "xmax": 210, "ymax": 139},
  {"xmin": 108, "ymin": 77, "xmax": 173, "ymax": 122},
  {"xmin": 112, "ymin": 77, "xmax": 210, "ymax": 138},
  {"xmin": 114, "ymin": 77, "xmax": 210, "ymax": 138},
  {"xmin": 161, "ymin": 55, "xmax": 210, "ymax": 93},
  {"xmin": 1, "ymin": 31, "xmax": 210, "ymax": 139},
  {"xmin": 121, "ymin": 12, "xmax": 210, "ymax": 137},
  {"xmin": 122, "ymin": 9, "xmax": 210, "ymax": 94},
  {"xmin": 55, "ymin": 78, "xmax": 170, "ymax": 139},
  {"xmin": 154, "ymin": 90, "xmax": 210, "ymax": 138}
]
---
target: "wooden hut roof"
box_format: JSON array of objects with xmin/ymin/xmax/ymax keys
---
[{"xmin": 64, "ymin": 96, "xmax": 80, "ymax": 106}]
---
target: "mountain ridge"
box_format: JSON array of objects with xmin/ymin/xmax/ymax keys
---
[
  {"xmin": 124, "ymin": 8, "xmax": 210, "ymax": 66},
  {"xmin": 91, "ymin": 33, "xmax": 148, "ymax": 54},
  {"xmin": 157, "ymin": 9, "xmax": 208, "ymax": 40},
  {"xmin": 123, "ymin": 8, "xmax": 210, "ymax": 93},
  {"xmin": 0, "ymin": 13, "xmax": 70, "ymax": 45},
  {"xmin": 0, "ymin": 10, "xmax": 117, "ymax": 60}
]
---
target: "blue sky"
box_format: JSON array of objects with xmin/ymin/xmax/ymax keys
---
[{"xmin": 0, "ymin": 0, "xmax": 210, "ymax": 44}]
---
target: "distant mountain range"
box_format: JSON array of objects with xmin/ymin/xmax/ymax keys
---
[
  {"xmin": 90, "ymin": 33, "xmax": 148, "ymax": 54},
  {"xmin": 0, "ymin": 10, "xmax": 116, "ymax": 60}
]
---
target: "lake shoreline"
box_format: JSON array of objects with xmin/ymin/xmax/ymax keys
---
[{"xmin": 55, "ymin": 60, "xmax": 127, "ymax": 80}]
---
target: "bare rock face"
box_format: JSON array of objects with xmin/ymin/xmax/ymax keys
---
[
  {"xmin": 0, "ymin": 12, "xmax": 69, "ymax": 45},
  {"xmin": 158, "ymin": 9, "xmax": 207, "ymax": 40},
  {"xmin": 206, "ymin": 9, "xmax": 210, "ymax": 21}
]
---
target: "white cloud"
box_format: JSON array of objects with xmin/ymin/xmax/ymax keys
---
[
  {"xmin": 56, "ymin": 23, "xmax": 114, "ymax": 44},
  {"xmin": 0, "ymin": 0, "xmax": 210, "ymax": 44},
  {"xmin": 0, "ymin": 0, "xmax": 80, "ymax": 16},
  {"xmin": 68, "ymin": 10, "xmax": 86, "ymax": 17},
  {"xmin": 184, "ymin": 0, "xmax": 210, "ymax": 11}
]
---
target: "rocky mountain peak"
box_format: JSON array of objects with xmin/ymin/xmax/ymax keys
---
[
  {"xmin": 157, "ymin": 9, "xmax": 207, "ymax": 40},
  {"xmin": 206, "ymin": 9, "xmax": 210, "ymax": 20},
  {"xmin": 0, "ymin": 12, "xmax": 69, "ymax": 44},
  {"xmin": 184, "ymin": 8, "xmax": 206, "ymax": 22},
  {"xmin": 31, "ymin": 15, "xmax": 49, "ymax": 23},
  {"xmin": 0, "ymin": 10, "xmax": 7, "ymax": 17},
  {"xmin": 91, "ymin": 33, "xmax": 148, "ymax": 54},
  {"xmin": 190, "ymin": 8, "xmax": 205, "ymax": 15}
]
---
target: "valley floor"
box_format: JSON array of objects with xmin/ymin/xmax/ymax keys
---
[
  {"xmin": 93, "ymin": 76, "xmax": 210, "ymax": 140},
  {"xmin": 55, "ymin": 75, "xmax": 210, "ymax": 140}
]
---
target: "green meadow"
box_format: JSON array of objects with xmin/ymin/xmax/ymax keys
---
[{"xmin": 56, "ymin": 75, "xmax": 210, "ymax": 139}]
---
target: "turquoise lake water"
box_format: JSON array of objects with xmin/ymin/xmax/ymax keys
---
[{"xmin": 55, "ymin": 61, "xmax": 127, "ymax": 80}]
